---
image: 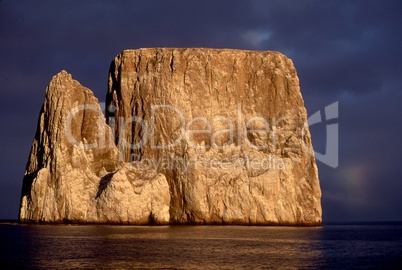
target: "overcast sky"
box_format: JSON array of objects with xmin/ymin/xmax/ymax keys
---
[{"xmin": 1, "ymin": 0, "xmax": 401, "ymax": 222}]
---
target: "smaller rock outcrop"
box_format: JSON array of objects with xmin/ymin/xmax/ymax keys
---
[{"xmin": 19, "ymin": 71, "xmax": 170, "ymax": 224}]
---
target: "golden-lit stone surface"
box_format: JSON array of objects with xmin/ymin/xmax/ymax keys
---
[{"xmin": 19, "ymin": 48, "xmax": 321, "ymax": 225}]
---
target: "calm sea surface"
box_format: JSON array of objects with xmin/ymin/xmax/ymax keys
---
[{"xmin": 0, "ymin": 223, "xmax": 401, "ymax": 269}]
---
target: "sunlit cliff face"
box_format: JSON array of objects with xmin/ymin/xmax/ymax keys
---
[
  {"xmin": 20, "ymin": 48, "xmax": 321, "ymax": 225},
  {"xmin": 105, "ymin": 48, "xmax": 322, "ymax": 225}
]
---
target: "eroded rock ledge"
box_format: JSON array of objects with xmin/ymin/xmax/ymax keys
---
[{"xmin": 19, "ymin": 48, "xmax": 322, "ymax": 225}]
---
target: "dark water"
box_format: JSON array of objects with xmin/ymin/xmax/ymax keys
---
[{"xmin": 1, "ymin": 223, "xmax": 402, "ymax": 269}]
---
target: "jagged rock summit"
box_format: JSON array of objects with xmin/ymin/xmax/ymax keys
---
[{"xmin": 19, "ymin": 48, "xmax": 322, "ymax": 225}]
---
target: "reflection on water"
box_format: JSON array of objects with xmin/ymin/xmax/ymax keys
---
[{"xmin": 1, "ymin": 224, "xmax": 402, "ymax": 269}]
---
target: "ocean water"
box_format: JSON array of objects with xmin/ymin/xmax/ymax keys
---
[{"xmin": 0, "ymin": 223, "xmax": 401, "ymax": 269}]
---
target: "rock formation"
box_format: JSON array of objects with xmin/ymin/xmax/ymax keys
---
[
  {"xmin": 19, "ymin": 48, "xmax": 322, "ymax": 225},
  {"xmin": 19, "ymin": 71, "xmax": 170, "ymax": 224}
]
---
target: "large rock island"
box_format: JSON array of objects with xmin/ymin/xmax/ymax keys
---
[{"xmin": 19, "ymin": 48, "xmax": 322, "ymax": 225}]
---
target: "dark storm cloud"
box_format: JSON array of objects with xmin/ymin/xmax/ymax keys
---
[
  {"xmin": 248, "ymin": 1, "xmax": 402, "ymax": 96},
  {"xmin": 316, "ymin": 89, "xmax": 402, "ymax": 222},
  {"xmin": 1, "ymin": 0, "xmax": 401, "ymax": 221}
]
